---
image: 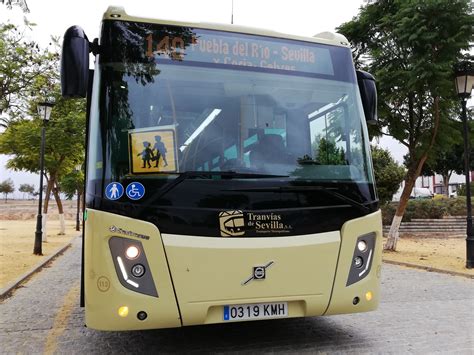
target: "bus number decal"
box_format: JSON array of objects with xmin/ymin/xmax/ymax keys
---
[
  {"xmin": 97, "ymin": 276, "xmax": 110, "ymax": 292},
  {"xmin": 146, "ymin": 34, "xmax": 186, "ymax": 60}
]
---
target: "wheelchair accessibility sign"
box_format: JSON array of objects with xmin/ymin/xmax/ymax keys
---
[
  {"xmin": 126, "ymin": 182, "xmax": 145, "ymax": 200},
  {"xmin": 105, "ymin": 182, "xmax": 124, "ymax": 200}
]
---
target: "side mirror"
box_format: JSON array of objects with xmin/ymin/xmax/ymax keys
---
[
  {"xmin": 356, "ymin": 70, "xmax": 377, "ymax": 125},
  {"xmin": 61, "ymin": 26, "xmax": 90, "ymax": 98}
]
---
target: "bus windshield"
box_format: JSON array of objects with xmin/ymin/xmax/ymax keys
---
[{"xmin": 90, "ymin": 20, "xmax": 374, "ymax": 186}]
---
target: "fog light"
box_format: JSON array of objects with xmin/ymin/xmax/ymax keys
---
[
  {"xmin": 126, "ymin": 245, "xmax": 140, "ymax": 260},
  {"xmin": 357, "ymin": 240, "xmax": 368, "ymax": 252},
  {"xmin": 131, "ymin": 264, "xmax": 145, "ymax": 278},
  {"xmin": 353, "ymin": 297, "xmax": 360, "ymax": 305},
  {"xmin": 353, "ymin": 256, "xmax": 363, "ymax": 268},
  {"xmin": 118, "ymin": 306, "xmax": 129, "ymax": 317},
  {"xmin": 137, "ymin": 311, "xmax": 148, "ymax": 321},
  {"xmin": 365, "ymin": 291, "xmax": 373, "ymax": 301}
]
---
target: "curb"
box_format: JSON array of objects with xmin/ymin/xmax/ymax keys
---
[
  {"xmin": 382, "ymin": 232, "xmax": 465, "ymax": 239},
  {"xmin": 0, "ymin": 240, "xmax": 75, "ymax": 301},
  {"xmin": 383, "ymin": 259, "xmax": 474, "ymax": 279}
]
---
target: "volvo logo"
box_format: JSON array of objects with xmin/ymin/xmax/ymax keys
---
[{"xmin": 241, "ymin": 261, "xmax": 274, "ymax": 285}]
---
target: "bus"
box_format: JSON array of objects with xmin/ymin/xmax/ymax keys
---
[{"xmin": 61, "ymin": 6, "xmax": 381, "ymax": 331}]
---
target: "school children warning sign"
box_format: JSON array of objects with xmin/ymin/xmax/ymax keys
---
[{"xmin": 129, "ymin": 128, "xmax": 177, "ymax": 174}]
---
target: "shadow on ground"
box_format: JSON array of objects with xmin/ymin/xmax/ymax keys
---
[{"xmin": 71, "ymin": 315, "xmax": 362, "ymax": 353}]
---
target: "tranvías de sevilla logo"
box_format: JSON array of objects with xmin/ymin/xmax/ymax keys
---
[
  {"xmin": 219, "ymin": 210, "xmax": 245, "ymax": 237},
  {"xmin": 218, "ymin": 210, "xmax": 293, "ymax": 237}
]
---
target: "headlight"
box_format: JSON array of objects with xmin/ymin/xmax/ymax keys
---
[
  {"xmin": 125, "ymin": 245, "xmax": 140, "ymax": 260},
  {"xmin": 357, "ymin": 240, "xmax": 367, "ymax": 252},
  {"xmin": 109, "ymin": 237, "xmax": 158, "ymax": 297},
  {"xmin": 346, "ymin": 232, "xmax": 376, "ymax": 286}
]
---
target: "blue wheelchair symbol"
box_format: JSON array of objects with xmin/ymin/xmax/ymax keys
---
[
  {"xmin": 105, "ymin": 182, "xmax": 124, "ymax": 200},
  {"xmin": 126, "ymin": 182, "xmax": 145, "ymax": 200}
]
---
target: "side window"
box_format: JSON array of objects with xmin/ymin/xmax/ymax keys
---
[
  {"xmin": 88, "ymin": 68, "xmax": 103, "ymax": 183},
  {"xmin": 307, "ymin": 97, "xmax": 369, "ymax": 181}
]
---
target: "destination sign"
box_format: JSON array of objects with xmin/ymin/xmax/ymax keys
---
[{"xmin": 145, "ymin": 29, "xmax": 335, "ymax": 76}]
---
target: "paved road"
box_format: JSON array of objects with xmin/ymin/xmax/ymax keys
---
[{"xmin": 1, "ymin": 237, "xmax": 473, "ymax": 354}]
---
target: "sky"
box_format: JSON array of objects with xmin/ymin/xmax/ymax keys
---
[
  {"xmin": 0, "ymin": 0, "xmax": 469, "ymax": 196},
  {"xmin": 1, "ymin": 0, "xmax": 365, "ymax": 46}
]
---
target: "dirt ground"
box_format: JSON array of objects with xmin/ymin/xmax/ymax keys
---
[
  {"xmin": 383, "ymin": 236, "xmax": 474, "ymax": 277},
  {"xmin": 0, "ymin": 200, "xmax": 472, "ymax": 290},
  {"xmin": 0, "ymin": 220, "xmax": 78, "ymax": 289},
  {"xmin": 0, "ymin": 199, "xmax": 76, "ymax": 220},
  {"xmin": 0, "ymin": 200, "xmax": 79, "ymax": 289}
]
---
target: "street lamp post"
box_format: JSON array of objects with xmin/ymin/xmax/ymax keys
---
[
  {"xmin": 33, "ymin": 102, "xmax": 54, "ymax": 256},
  {"xmin": 454, "ymin": 60, "xmax": 474, "ymax": 269}
]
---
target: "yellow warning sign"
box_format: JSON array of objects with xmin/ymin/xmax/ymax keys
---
[{"xmin": 129, "ymin": 128, "xmax": 177, "ymax": 174}]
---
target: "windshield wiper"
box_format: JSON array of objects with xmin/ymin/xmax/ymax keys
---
[
  {"xmin": 180, "ymin": 171, "xmax": 288, "ymax": 179},
  {"xmin": 153, "ymin": 171, "xmax": 289, "ymax": 200},
  {"xmin": 228, "ymin": 185, "xmax": 374, "ymax": 213}
]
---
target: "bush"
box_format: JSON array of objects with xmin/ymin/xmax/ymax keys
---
[
  {"xmin": 381, "ymin": 197, "xmax": 467, "ymax": 224},
  {"xmin": 407, "ymin": 199, "xmax": 447, "ymax": 220},
  {"xmin": 381, "ymin": 202, "xmax": 397, "ymax": 225},
  {"xmin": 457, "ymin": 182, "xmax": 474, "ymax": 197},
  {"xmin": 446, "ymin": 197, "xmax": 467, "ymax": 216}
]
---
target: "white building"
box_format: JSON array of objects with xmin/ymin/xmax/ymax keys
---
[{"xmin": 393, "ymin": 171, "xmax": 474, "ymax": 200}]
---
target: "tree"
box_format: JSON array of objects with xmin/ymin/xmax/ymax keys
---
[
  {"xmin": 59, "ymin": 170, "xmax": 84, "ymax": 200},
  {"xmin": 0, "ymin": 96, "xmax": 86, "ymax": 231},
  {"xmin": 416, "ymin": 113, "xmax": 474, "ymax": 197},
  {"xmin": 338, "ymin": 0, "xmax": 474, "ymax": 250},
  {"xmin": 19, "ymin": 183, "xmax": 35, "ymax": 199},
  {"xmin": 0, "ymin": 31, "xmax": 85, "ymax": 235},
  {"xmin": 315, "ymin": 137, "xmax": 346, "ymax": 165},
  {"xmin": 0, "ymin": 21, "xmax": 57, "ymax": 126},
  {"xmin": 60, "ymin": 168, "xmax": 84, "ymax": 231},
  {"xmin": 420, "ymin": 146, "xmax": 469, "ymax": 197},
  {"xmin": 0, "ymin": 0, "xmax": 29, "ymax": 12},
  {"xmin": 411, "ymin": 109, "xmax": 474, "ymax": 198},
  {"xmin": 372, "ymin": 146, "xmax": 405, "ymax": 204},
  {"xmin": 458, "ymin": 182, "xmax": 474, "ymax": 197},
  {"xmin": 0, "ymin": 178, "xmax": 15, "ymax": 202}
]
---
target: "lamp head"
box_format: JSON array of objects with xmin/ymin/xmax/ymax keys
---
[
  {"xmin": 37, "ymin": 102, "xmax": 55, "ymax": 122},
  {"xmin": 454, "ymin": 60, "xmax": 474, "ymax": 99}
]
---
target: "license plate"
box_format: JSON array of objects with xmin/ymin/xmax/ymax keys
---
[{"xmin": 223, "ymin": 302, "xmax": 288, "ymax": 321}]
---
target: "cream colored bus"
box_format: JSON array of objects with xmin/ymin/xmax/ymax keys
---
[{"xmin": 61, "ymin": 6, "xmax": 382, "ymax": 331}]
